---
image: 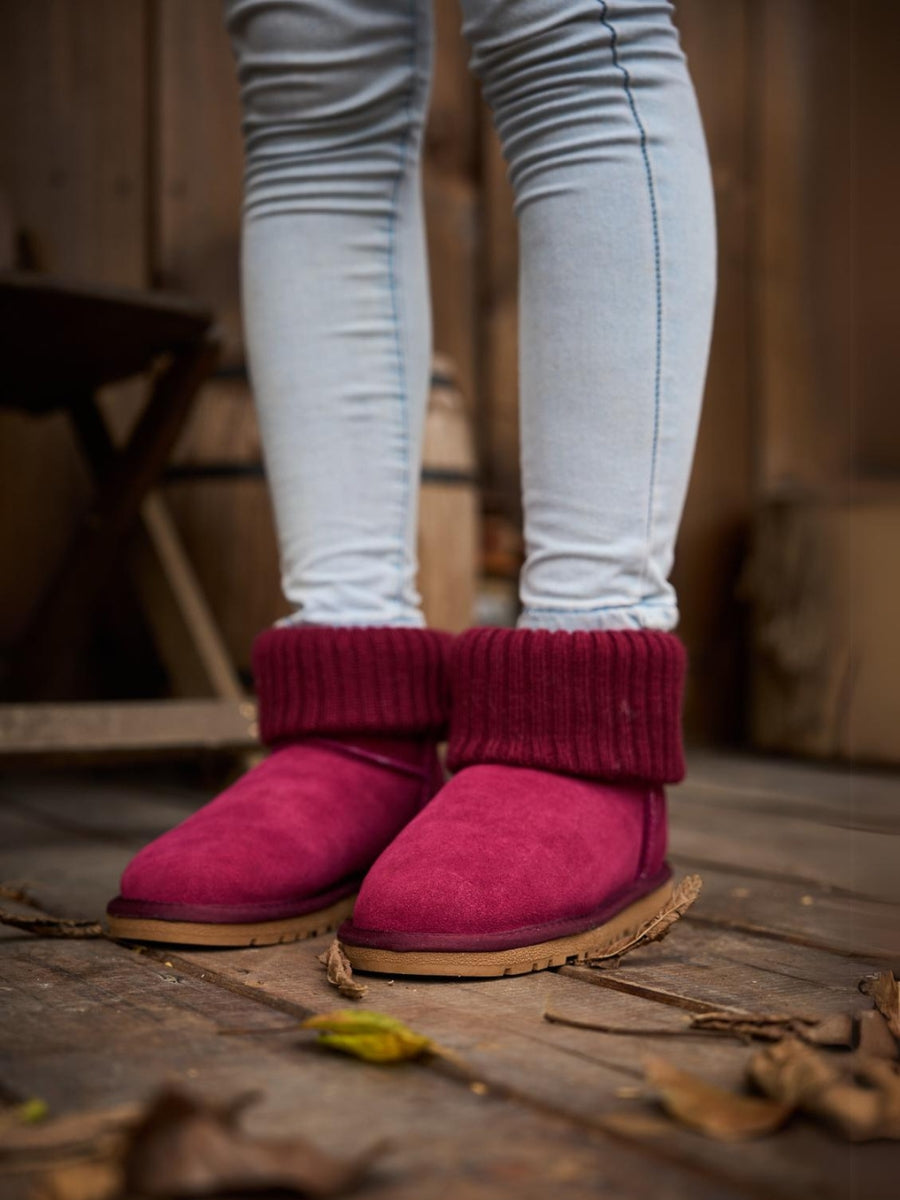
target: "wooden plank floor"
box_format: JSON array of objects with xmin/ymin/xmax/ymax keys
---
[{"xmin": 0, "ymin": 751, "xmax": 897, "ymax": 1198}]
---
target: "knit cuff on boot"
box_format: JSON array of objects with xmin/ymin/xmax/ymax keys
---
[
  {"xmin": 447, "ymin": 627, "xmax": 686, "ymax": 784},
  {"xmin": 253, "ymin": 626, "xmax": 452, "ymax": 744}
]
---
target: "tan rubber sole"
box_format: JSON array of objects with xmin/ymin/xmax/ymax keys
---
[
  {"xmin": 107, "ymin": 893, "xmax": 356, "ymax": 948},
  {"xmin": 340, "ymin": 880, "xmax": 673, "ymax": 978}
]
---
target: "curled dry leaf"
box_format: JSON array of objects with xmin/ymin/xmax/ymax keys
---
[
  {"xmin": 122, "ymin": 1088, "xmax": 384, "ymax": 1198},
  {"xmin": 586, "ymin": 875, "xmax": 702, "ymax": 965},
  {"xmin": 0, "ymin": 882, "xmax": 47, "ymax": 909},
  {"xmin": 856, "ymin": 1010, "xmax": 899, "ymax": 1061},
  {"xmin": 0, "ymin": 908, "xmax": 105, "ymax": 938},
  {"xmin": 32, "ymin": 1158, "xmax": 122, "ymax": 1200},
  {"xmin": 318, "ymin": 940, "xmax": 368, "ymax": 1001},
  {"xmin": 302, "ymin": 1010, "xmax": 435, "ymax": 1064},
  {"xmin": 750, "ymin": 1037, "xmax": 900, "ymax": 1142},
  {"xmin": 543, "ymin": 1006, "xmax": 857, "ymax": 1049},
  {"xmin": 692, "ymin": 1010, "xmax": 855, "ymax": 1049},
  {"xmin": 802, "ymin": 1013, "xmax": 857, "ymax": 1048},
  {"xmin": 27, "ymin": 1091, "xmax": 383, "ymax": 1199},
  {"xmin": 861, "ymin": 971, "xmax": 900, "ymax": 1040},
  {"xmin": 0, "ymin": 1103, "xmax": 139, "ymax": 1164},
  {"xmin": 543, "ymin": 1009, "xmax": 696, "ymax": 1037},
  {"xmin": 690, "ymin": 1011, "xmax": 803, "ymax": 1040},
  {"xmin": 643, "ymin": 1055, "xmax": 793, "ymax": 1142}
]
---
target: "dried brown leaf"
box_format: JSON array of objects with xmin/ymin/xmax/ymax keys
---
[
  {"xmin": 0, "ymin": 1104, "xmax": 139, "ymax": 1165},
  {"xmin": 691, "ymin": 1011, "xmax": 807, "ymax": 1041},
  {"xmin": 0, "ymin": 882, "xmax": 47, "ymax": 910},
  {"xmin": 32, "ymin": 1158, "xmax": 122, "ymax": 1200},
  {"xmin": 0, "ymin": 909, "xmax": 104, "ymax": 938},
  {"xmin": 857, "ymin": 1010, "xmax": 899, "ymax": 1061},
  {"xmin": 692, "ymin": 1010, "xmax": 854, "ymax": 1048},
  {"xmin": 861, "ymin": 971, "xmax": 900, "ymax": 1039},
  {"xmin": 750, "ymin": 1037, "xmax": 900, "ymax": 1142},
  {"xmin": 544, "ymin": 1009, "xmax": 696, "ymax": 1037},
  {"xmin": 586, "ymin": 875, "xmax": 702, "ymax": 965},
  {"xmin": 318, "ymin": 939, "xmax": 367, "ymax": 1001},
  {"xmin": 122, "ymin": 1088, "xmax": 384, "ymax": 1197},
  {"xmin": 544, "ymin": 1006, "xmax": 857, "ymax": 1050},
  {"xmin": 643, "ymin": 1055, "xmax": 793, "ymax": 1141},
  {"xmin": 802, "ymin": 1013, "xmax": 856, "ymax": 1048}
]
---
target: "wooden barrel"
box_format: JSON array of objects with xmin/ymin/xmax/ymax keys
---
[
  {"xmin": 164, "ymin": 357, "xmax": 480, "ymax": 673},
  {"xmin": 418, "ymin": 355, "xmax": 480, "ymax": 632},
  {"xmin": 164, "ymin": 375, "xmax": 286, "ymax": 678}
]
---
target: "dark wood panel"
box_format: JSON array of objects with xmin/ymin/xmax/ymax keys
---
[
  {"xmin": 0, "ymin": 0, "xmax": 149, "ymax": 648},
  {"xmin": 671, "ymin": 0, "xmax": 754, "ymax": 743}
]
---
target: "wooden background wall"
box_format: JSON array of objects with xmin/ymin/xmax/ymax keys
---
[{"xmin": 0, "ymin": 0, "xmax": 895, "ymax": 745}]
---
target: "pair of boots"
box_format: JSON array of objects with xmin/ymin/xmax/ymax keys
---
[{"xmin": 107, "ymin": 624, "xmax": 685, "ymax": 978}]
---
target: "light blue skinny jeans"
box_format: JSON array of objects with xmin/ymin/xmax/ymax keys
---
[{"xmin": 224, "ymin": 0, "xmax": 716, "ymax": 632}]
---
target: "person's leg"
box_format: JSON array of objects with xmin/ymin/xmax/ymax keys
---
[
  {"xmin": 479, "ymin": 0, "xmax": 715, "ymax": 630},
  {"xmin": 339, "ymin": 0, "xmax": 716, "ymax": 976},
  {"xmin": 233, "ymin": 0, "xmax": 434, "ymax": 627},
  {"xmin": 107, "ymin": 0, "xmax": 451, "ymax": 948}
]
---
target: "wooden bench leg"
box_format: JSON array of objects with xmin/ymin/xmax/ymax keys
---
[
  {"xmin": 10, "ymin": 331, "xmax": 220, "ymax": 699},
  {"xmin": 67, "ymin": 359, "xmax": 244, "ymax": 701}
]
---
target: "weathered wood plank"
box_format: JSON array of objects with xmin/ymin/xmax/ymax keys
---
[
  {"xmin": 670, "ymin": 800, "xmax": 899, "ymax": 904},
  {"xmin": 559, "ymin": 921, "xmax": 881, "ymax": 1014},
  {"xmin": 2, "ymin": 758, "xmax": 897, "ymax": 1197},
  {"xmin": 169, "ymin": 928, "xmax": 892, "ymax": 1200},
  {"xmin": 0, "ymin": 808, "xmax": 143, "ymax": 928},
  {"xmin": 0, "ymin": 776, "xmax": 200, "ymax": 843},
  {"xmin": 684, "ymin": 751, "xmax": 900, "ymax": 834},
  {"xmin": 0, "ymin": 938, "xmax": 741, "ymax": 1200},
  {"xmin": 676, "ymin": 861, "xmax": 900, "ymax": 960},
  {"xmin": 0, "ymin": 700, "xmax": 258, "ymax": 763}
]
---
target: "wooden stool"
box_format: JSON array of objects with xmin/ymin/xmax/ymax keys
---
[{"xmin": 0, "ymin": 271, "xmax": 247, "ymax": 741}]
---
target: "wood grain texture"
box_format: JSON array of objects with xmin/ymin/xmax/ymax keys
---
[
  {"xmin": 676, "ymin": 864, "xmax": 900, "ymax": 960},
  {"xmin": 744, "ymin": 493, "xmax": 900, "ymax": 764},
  {"xmin": 670, "ymin": 0, "xmax": 754, "ymax": 743},
  {"xmin": 152, "ymin": 0, "xmax": 244, "ymax": 363},
  {"xmin": 0, "ymin": 699, "xmax": 257, "ymax": 763},
  {"xmin": 0, "ymin": 938, "xmax": 727, "ymax": 1200},
  {"xmin": 0, "ymin": 0, "xmax": 149, "ymax": 651}
]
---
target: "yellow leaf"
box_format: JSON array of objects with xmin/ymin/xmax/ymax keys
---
[
  {"xmin": 18, "ymin": 1098, "xmax": 49, "ymax": 1124},
  {"xmin": 0, "ymin": 1097, "xmax": 49, "ymax": 1135},
  {"xmin": 301, "ymin": 1010, "xmax": 435, "ymax": 1063}
]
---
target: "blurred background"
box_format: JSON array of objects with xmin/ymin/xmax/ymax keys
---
[{"xmin": 0, "ymin": 0, "xmax": 897, "ymax": 766}]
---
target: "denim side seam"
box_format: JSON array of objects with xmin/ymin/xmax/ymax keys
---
[
  {"xmin": 597, "ymin": 0, "xmax": 663, "ymax": 603},
  {"xmin": 387, "ymin": 0, "xmax": 420, "ymax": 607}
]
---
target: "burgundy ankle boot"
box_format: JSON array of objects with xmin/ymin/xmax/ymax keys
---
[
  {"xmin": 339, "ymin": 627, "xmax": 685, "ymax": 977},
  {"xmin": 107, "ymin": 626, "xmax": 450, "ymax": 947}
]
